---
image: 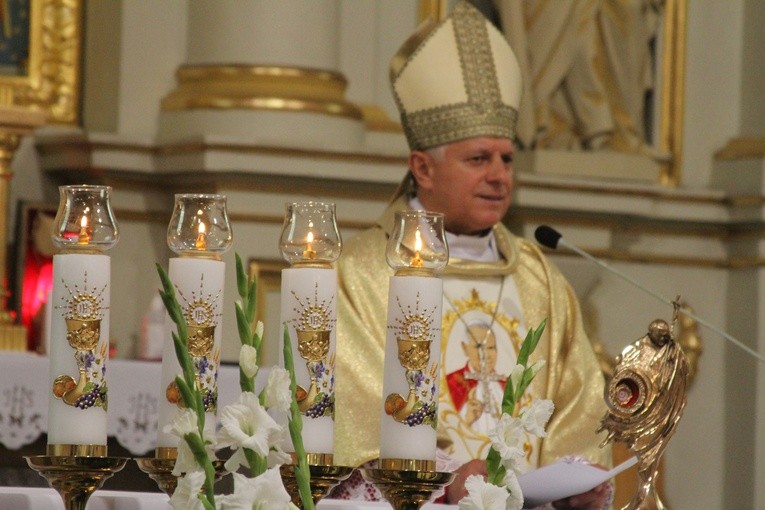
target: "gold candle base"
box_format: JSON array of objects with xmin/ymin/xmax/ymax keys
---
[
  {"xmin": 279, "ymin": 453, "xmax": 353, "ymax": 509},
  {"xmin": 361, "ymin": 467, "xmax": 455, "ymax": 510},
  {"xmin": 25, "ymin": 455, "xmax": 128, "ymax": 510},
  {"xmin": 135, "ymin": 447, "xmax": 227, "ymax": 497}
]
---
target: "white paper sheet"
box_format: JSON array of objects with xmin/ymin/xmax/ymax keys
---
[{"xmin": 519, "ymin": 456, "xmax": 638, "ymax": 508}]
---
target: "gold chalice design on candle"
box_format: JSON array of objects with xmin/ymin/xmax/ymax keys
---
[
  {"xmin": 188, "ymin": 324, "xmax": 215, "ymax": 357},
  {"xmin": 385, "ymin": 315, "xmax": 432, "ymax": 424},
  {"xmin": 296, "ymin": 328, "xmax": 330, "ymax": 413},
  {"xmin": 52, "ymin": 286, "xmax": 108, "ymax": 410}
]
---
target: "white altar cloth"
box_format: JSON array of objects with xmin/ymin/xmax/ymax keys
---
[
  {"xmin": 0, "ymin": 352, "xmax": 243, "ymax": 455},
  {"xmin": 0, "ymin": 488, "xmax": 455, "ymax": 509}
]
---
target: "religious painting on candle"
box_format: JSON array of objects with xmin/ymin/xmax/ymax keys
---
[
  {"xmin": 439, "ymin": 286, "xmax": 536, "ymax": 466},
  {"xmin": 0, "ymin": 0, "xmax": 83, "ymax": 124}
]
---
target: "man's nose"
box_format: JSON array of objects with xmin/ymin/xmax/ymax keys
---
[{"xmin": 486, "ymin": 156, "xmax": 510, "ymax": 181}]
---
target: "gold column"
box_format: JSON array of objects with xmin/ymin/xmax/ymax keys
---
[{"xmin": 0, "ymin": 102, "xmax": 45, "ymax": 351}]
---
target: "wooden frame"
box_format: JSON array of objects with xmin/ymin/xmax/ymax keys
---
[{"xmin": 0, "ymin": 0, "xmax": 83, "ymax": 124}]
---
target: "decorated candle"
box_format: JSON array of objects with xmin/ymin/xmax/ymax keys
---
[
  {"xmin": 48, "ymin": 185, "xmax": 119, "ymax": 455},
  {"xmin": 279, "ymin": 201, "xmax": 341, "ymax": 459},
  {"xmin": 379, "ymin": 210, "xmax": 448, "ymax": 469},
  {"xmin": 156, "ymin": 194, "xmax": 232, "ymax": 453}
]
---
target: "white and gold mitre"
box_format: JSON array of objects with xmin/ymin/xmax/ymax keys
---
[{"xmin": 389, "ymin": 0, "xmax": 522, "ymax": 151}]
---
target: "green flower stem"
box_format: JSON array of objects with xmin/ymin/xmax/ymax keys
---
[
  {"xmin": 235, "ymin": 254, "xmax": 261, "ymax": 395},
  {"xmin": 283, "ymin": 325, "xmax": 315, "ymax": 510},
  {"xmin": 486, "ymin": 320, "xmax": 548, "ymax": 489},
  {"xmin": 243, "ymin": 447, "xmax": 267, "ymax": 478},
  {"xmin": 156, "ymin": 264, "xmax": 216, "ymax": 509}
]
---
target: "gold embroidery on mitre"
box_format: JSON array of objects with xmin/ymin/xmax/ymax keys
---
[{"xmin": 390, "ymin": 1, "xmax": 520, "ymax": 150}]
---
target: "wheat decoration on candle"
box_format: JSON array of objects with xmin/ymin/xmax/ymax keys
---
[
  {"xmin": 47, "ymin": 185, "xmax": 119, "ymax": 456},
  {"xmin": 279, "ymin": 202, "xmax": 341, "ymax": 463},
  {"xmin": 155, "ymin": 194, "xmax": 232, "ymax": 460}
]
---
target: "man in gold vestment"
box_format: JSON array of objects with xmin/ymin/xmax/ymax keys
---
[{"xmin": 334, "ymin": 2, "xmax": 612, "ymax": 507}]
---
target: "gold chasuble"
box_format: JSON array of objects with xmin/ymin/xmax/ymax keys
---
[{"xmin": 334, "ymin": 197, "xmax": 611, "ymax": 470}]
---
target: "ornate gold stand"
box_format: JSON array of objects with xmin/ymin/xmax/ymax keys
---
[
  {"xmin": 279, "ymin": 453, "xmax": 353, "ymax": 509},
  {"xmin": 361, "ymin": 465, "xmax": 455, "ymax": 510},
  {"xmin": 25, "ymin": 455, "xmax": 128, "ymax": 510},
  {"xmin": 135, "ymin": 447, "xmax": 227, "ymax": 497}
]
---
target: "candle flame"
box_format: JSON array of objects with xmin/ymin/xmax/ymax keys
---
[
  {"xmin": 303, "ymin": 230, "xmax": 317, "ymax": 260},
  {"xmin": 77, "ymin": 214, "xmax": 90, "ymax": 244},
  {"xmin": 195, "ymin": 221, "xmax": 207, "ymax": 251},
  {"xmin": 411, "ymin": 229, "xmax": 423, "ymax": 268}
]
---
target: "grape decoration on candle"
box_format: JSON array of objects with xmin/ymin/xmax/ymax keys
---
[
  {"xmin": 48, "ymin": 185, "xmax": 119, "ymax": 454},
  {"xmin": 379, "ymin": 210, "xmax": 448, "ymax": 468},
  {"xmin": 279, "ymin": 201, "xmax": 341, "ymax": 458},
  {"xmin": 156, "ymin": 194, "xmax": 232, "ymax": 452}
]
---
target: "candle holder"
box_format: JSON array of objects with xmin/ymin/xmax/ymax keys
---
[
  {"xmin": 134, "ymin": 448, "xmax": 228, "ymax": 497},
  {"xmin": 361, "ymin": 460, "xmax": 455, "ymax": 510},
  {"xmin": 279, "ymin": 453, "xmax": 353, "ymax": 509},
  {"xmin": 386, "ymin": 210, "xmax": 448, "ymax": 276},
  {"xmin": 280, "ymin": 201, "xmax": 341, "ymax": 268},
  {"xmin": 52, "ymin": 185, "xmax": 119, "ymax": 253},
  {"xmin": 25, "ymin": 454, "xmax": 128, "ymax": 510},
  {"xmin": 167, "ymin": 193, "xmax": 233, "ymax": 259}
]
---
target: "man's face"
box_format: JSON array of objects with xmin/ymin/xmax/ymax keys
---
[
  {"xmin": 414, "ymin": 137, "xmax": 514, "ymax": 235},
  {"xmin": 462, "ymin": 326, "xmax": 497, "ymax": 372}
]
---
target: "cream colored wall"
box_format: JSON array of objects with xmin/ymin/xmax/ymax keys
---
[{"xmin": 3, "ymin": 0, "xmax": 764, "ymax": 508}]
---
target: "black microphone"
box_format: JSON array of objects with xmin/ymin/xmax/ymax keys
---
[{"xmin": 534, "ymin": 225, "xmax": 765, "ymax": 364}]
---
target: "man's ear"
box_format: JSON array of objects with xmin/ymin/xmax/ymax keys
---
[{"xmin": 409, "ymin": 151, "xmax": 435, "ymax": 191}]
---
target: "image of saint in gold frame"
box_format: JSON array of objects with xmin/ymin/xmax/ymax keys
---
[{"xmin": 0, "ymin": 0, "xmax": 83, "ymax": 125}]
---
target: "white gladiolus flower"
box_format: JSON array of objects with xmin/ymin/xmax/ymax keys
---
[
  {"xmin": 218, "ymin": 469, "xmax": 294, "ymax": 509},
  {"xmin": 458, "ymin": 474, "xmax": 509, "ymax": 510},
  {"xmin": 520, "ymin": 399, "xmax": 554, "ymax": 437},
  {"xmin": 268, "ymin": 446, "xmax": 292, "ymax": 468},
  {"xmin": 169, "ymin": 470, "xmax": 206, "ymax": 510},
  {"xmin": 255, "ymin": 320, "xmax": 264, "ymax": 340},
  {"xmin": 264, "ymin": 367, "xmax": 292, "ymax": 414},
  {"xmin": 239, "ymin": 344, "xmax": 259, "ymax": 379},
  {"xmin": 528, "ymin": 359, "xmax": 546, "ymax": 377},
  {"xmin": 164, "ymin": 409, "xmax": 210, "ymax": 476},
  {"xmin": 217, "ymin": 391, "xmax": 283, "ymax": 457},
  {"xmin": 488, "ymin": 414, "xmax": 526, "ymax": 472},
  {"xmin": 509, "ymin": 364, "xmax": 524, "ymax": 393},
  {"xmin": 503, "ymin": 469, "xmax": 524, "ymax": 509}
]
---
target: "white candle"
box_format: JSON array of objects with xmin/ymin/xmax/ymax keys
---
[
  {"xmin": 156, "ymin": 256, "xmax": 226, "ymax": 449},
  {"xmin": 48, "ymin": 185, "xmax": 119, "ymax": 455},
  {"xmin": 158, "ymin": 193, "xmax": 232, "ymax": 454},
  {"xmin": 379, "ymin": 274, "xmax": 443, "ymax": 465},
  {"xmin": 48, "ymin": 253, "xmax": 111, "ymax": 449},
  {"xmin": 280, "ymin": 266, "xmax": 337, "ymax": 455}
]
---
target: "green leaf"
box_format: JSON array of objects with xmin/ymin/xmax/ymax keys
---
[
  {"xmin": 235, "ymin": 302, "xmax": 253, "ymax": 347},
  {"xmin": 235, "ymin": 253, "xmax": 248, "ymax": 299},
  {"xmin": 517, "ymin": 319, "xmax": 546, "ymax": 367},
  {"xmin": 283, "ymin": 324, "xmax": 315, "ymax": 510}
]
